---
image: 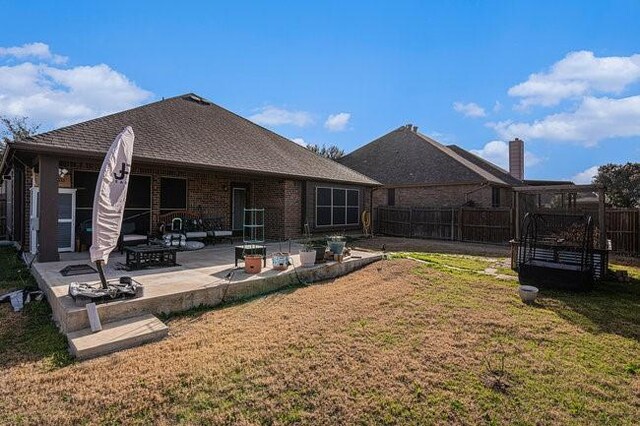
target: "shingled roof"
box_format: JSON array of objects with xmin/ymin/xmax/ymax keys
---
[
  {"xmin": 447, "ymin": 145, "xmax": 523, "ymax": 186},
  {"xmin": 9, "ymin": 94, "xmax": 378, "ymax": 185},
  {"xmin": 338, "ymin": 125, "xmax": 512, "ymax": 186}
]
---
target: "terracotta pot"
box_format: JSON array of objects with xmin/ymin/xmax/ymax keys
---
[
  {"xmin": 300, "ymin": 250, "xmax": 316, "ymax": 267},
  {"xmin": 244, "ymin": 254, "xmax": 263, "ymax": 274}
]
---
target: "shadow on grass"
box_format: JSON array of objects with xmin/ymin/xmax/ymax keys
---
[
  {"xmin": 0, "ymin": 248, "xmax": 73, "ymax": 370},
  {"xmin": 537, "ymin": 270, "xmax": 640, "ymax": 342}
]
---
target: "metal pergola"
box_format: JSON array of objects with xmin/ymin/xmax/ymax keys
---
[{"xmin": 513, "ymin": 184, "xmax": 607, "ymax": 250}]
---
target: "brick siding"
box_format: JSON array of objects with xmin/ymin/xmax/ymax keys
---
[
  {"xmin": 19, "ymin": 158, "xmax": 370, "ymax": 249},
  {"xmin": 372, "ymin": 184, "xmax": 513, "ymax": 209}
]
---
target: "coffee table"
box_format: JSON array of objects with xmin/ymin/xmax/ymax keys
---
[{"xmin": 125, "ymin": 245, "xmax": 178, "ymax": 270}]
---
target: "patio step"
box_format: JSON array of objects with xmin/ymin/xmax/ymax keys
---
[{"xmin": 67, "ymin": 313, "xmax": 168, "ymax": 360}]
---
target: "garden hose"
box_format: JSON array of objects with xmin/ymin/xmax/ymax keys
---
[{"xmin": 362, "ymin": 210, "xmax": 371, "ymax": 236}]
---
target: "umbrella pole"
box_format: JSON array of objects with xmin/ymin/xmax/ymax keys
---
[{"xmin": 95, "ymin": 260, "xmax": 109, "ymax": 289}]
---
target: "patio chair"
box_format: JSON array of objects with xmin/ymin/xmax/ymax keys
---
[{"xmin": 118, "ymin": 222, "xmax": 149, "ymax": 253}]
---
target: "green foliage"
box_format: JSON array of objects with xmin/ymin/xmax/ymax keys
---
[{"xmin": 594, "ymin": 163, "xmax": 640, "ymax": 208}]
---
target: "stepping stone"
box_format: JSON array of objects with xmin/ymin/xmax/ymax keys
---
[{"xmin": 67, "ymin": 314, "xmax": 168, "ymax": 360}]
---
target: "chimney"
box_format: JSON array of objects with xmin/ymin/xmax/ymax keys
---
[
  {"xmin": 508, "ymin": 138, "xmax": 524, "ymax": 180},
  {"xmin": 412, "ymin": 125, "xmax": 418, "ymax": 133}
]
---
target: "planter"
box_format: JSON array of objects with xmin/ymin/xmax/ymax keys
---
[
  {"xmin": 300, "ymin": 250, "xmax": 316, "ymax": 268},
  {"xmin": 327, "ymin": 240, "xmax": 346, "ymax": 256},
  {"xmin": 313, "ymin": 246, "xmax": 327, "ymax": 263},
  {"xmin": 518, "ymin": 285, "xmax": 539, "ymax": 303},
  {"xmin": 272, "ymin": 252, "xmax": 290, "ymax": 271},
  {"xmin": 244, "ymin": 254, "xmax": 263, "ymax": 274}
]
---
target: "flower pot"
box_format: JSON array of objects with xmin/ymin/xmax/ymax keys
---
[
  {"xmin": 272, "ymin": 252, "xmax": 289, "ymax": 271},
  {"xmin": 327, "ymin": 240, "xmax": 346, "ymax": 256},
  {"xmin": 300, "ymin": 250, "xmax": 316, "ymax": 267},
  {"xmin": 518, "ymin": 285, "xmax": 539, "ymax": 303},
  {"xmin": 313, "ymin": 246, "xmax": 327, "ymax": 263},
  {"xmin": 244, "ymin": 254, "xmax": 263, "ymax": 274}
]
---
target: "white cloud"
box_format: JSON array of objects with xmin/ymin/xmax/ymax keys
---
[
  {"xmin": 470, "ymin": 140, "xmax": 541, "ymax": 170},
  {"xmin": 291, "ymin": 137, "xmax": 307, "ymax": 146},
  {"xmin": 508, "ymin": 51, "xmax": 640, "ymax": 107},
  {"xmin": 572, "ymin": 165, "xmax": 599, "ymax": 184},
  {"xmin": 0, "ymin": 42, "xmax": 67, "ymax": 64},
  {"xmin": 0, "ymin": 43, "xmax": 152, "ymax": 128},
  {"xmin": 324, "ymin": 112, "xmax": 351, "ymax": 131},
  {"xmin": 249, "ymin": 106, "xmax": 313, "ymax": 127},
  {"xmin": 490, "ymin": 95, "xmax": 640, "ymax": 145},
  {"xmin": 453, "ymin": 101, "xmax": 486, "ymax": 117}
]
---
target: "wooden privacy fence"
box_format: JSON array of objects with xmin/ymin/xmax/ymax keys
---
[
  {"xmin": 375, "ymin": 207, "xmax": 512, "ymax": 244},
  {"xmin": 375, "ymin": 206, "xmax": 640, "ymax": 253},
  {"xmin": 606, "ymin": 209, "xmax": 639, "ymax": 254},
  {"xmin": 0, "ymin": 199, "xmax": 6, "ymax": 240}
]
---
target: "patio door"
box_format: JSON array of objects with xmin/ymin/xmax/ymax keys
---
[
  {"xmin": 232, "ymin": 187, "xmax": 247, "ymax": 231},
  {"xmin": 30, "ymin": 188, "xmax": 77, "ymax": 254}
]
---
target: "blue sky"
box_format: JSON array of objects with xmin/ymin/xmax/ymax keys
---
[{"xmin": 1, "ymin": 0, "xmax": 639, "ymax": 182}]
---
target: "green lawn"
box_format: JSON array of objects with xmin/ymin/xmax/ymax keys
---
[{"xmin": 0, "ymin": 247, "xmax": 638, "ymax": 425}]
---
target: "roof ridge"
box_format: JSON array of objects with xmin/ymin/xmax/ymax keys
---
[
  {"xmin": 413, "ymin": 131, "xmax": 507, "ymax": 185},
  {"xmin": 448, "ymin": 144, "xmax": 512, "ymax": 176},
  {"xmin": 196, "ymin": 97, "xmax": 381, "ymax": 185},
  {"xmin": 25, "ymin": 93, "xmax": 195, "ymax": 141}
]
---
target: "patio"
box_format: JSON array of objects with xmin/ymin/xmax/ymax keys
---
[{"xmin": 30, "ymin": 242, "xmax": 383, "ymax": 336}]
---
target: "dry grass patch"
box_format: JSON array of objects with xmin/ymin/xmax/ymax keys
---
[{"xmin": 0, "ymin": 250, "xmax": 639, "ymax": 425}]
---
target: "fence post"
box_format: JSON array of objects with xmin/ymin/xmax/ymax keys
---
[
  {"xmin": 458, "ymin": 207, "xmax": 463, "ymax": 241},
  {"xmin": 408, "ymin": 208, "xmax": 413, "ymax": 238},
  {"xmin": 450, "ymin": 207, "xmax": 455, "ymax": 241}
]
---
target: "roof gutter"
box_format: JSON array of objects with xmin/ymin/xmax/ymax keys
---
[{"xmin": 10, "ymin": 141, "xmax": 382, "ymax": 187}]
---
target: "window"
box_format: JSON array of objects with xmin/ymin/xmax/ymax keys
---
[
  {"xmin": 316, "ymin": 187, "xmax": 359, "ymax": 227},
  {"xmin": 160, "ymin": 177, "xmax": 187, "ymax": 212},
  {"xmin": 492, "ymin": 187, "xmax": 501, "ymax": 208},
  {"xmin": 388, "ymin": 188, "xmax": 396, "ymax": 206},
  {"xmin": 74, "ymin": 170, "xmax": 151, "ymax": 233}
]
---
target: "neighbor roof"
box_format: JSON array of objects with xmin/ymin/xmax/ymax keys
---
[
  {"xmin": 338, "ymin": 125, "xmax": 512, "ymax": 186},
  {"xmin": 447, "ymin": 145, "xmax": 523, "ymax": 186},
  {"xmin": 7, "ymin": 94, "xmax": 378, "ymax": 185}
]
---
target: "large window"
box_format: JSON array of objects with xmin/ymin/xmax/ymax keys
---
[
  {"xmin": 160, "ymin": 177, "xmax": 187, "ymax": 213},
  {"xmin": 316, "ymin": 187, "xmax": 359, "ymax": 227}
]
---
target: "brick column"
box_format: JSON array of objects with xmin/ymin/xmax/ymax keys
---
[{"xmin": 38, "ymin": 155, "xmax": 60, "ymax": 262}]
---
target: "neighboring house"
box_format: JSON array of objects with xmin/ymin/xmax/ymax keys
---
[
  {"xmin": 338, "ymin": 124, "xmax": 528, "ymax": 210},
  {"xmin": 0, "ymin": 93, "xmax": 378, "ymax": 262}
]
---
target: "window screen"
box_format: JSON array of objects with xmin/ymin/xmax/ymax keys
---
[{"xmin": 161, "ymin": 178, "xmax": 187, "ymax": 211}]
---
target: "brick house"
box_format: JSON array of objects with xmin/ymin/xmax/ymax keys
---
[
  {"xmin": 0, "ymin": 93, "xmax": 378, "ymax": 262},
  {"xmin": 338, "ymin": 124, "xmax": 529, "ymax": 210}
]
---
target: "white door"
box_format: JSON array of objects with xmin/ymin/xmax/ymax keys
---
[{"xmin": 30, "ymin": 188, "xmax": 77, "ymax": 254}]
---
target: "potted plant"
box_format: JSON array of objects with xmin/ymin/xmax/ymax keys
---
[
  {"xmin": 244, "ymin": 254, "xmax": 263, "ymax": 274},
  {"xmin": 327, "ymin": 235, "xmax": 346, "ymax": 256},
  {"xmin": 272, "ymin": 252, "xmax": 290, "ymax": 271},
  {"xmin": 299, "ymin": 243, "xmax": 316, "ymax": 268}
]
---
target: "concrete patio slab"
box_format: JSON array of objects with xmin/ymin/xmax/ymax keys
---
[{"xmin": 31, "ymin": 242, "xmax": 383, "ymax": 334}]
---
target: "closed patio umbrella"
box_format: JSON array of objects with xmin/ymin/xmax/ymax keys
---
[{"xmin": 90, "ymin": 126, "xmax": 135, "ymax": 288}]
